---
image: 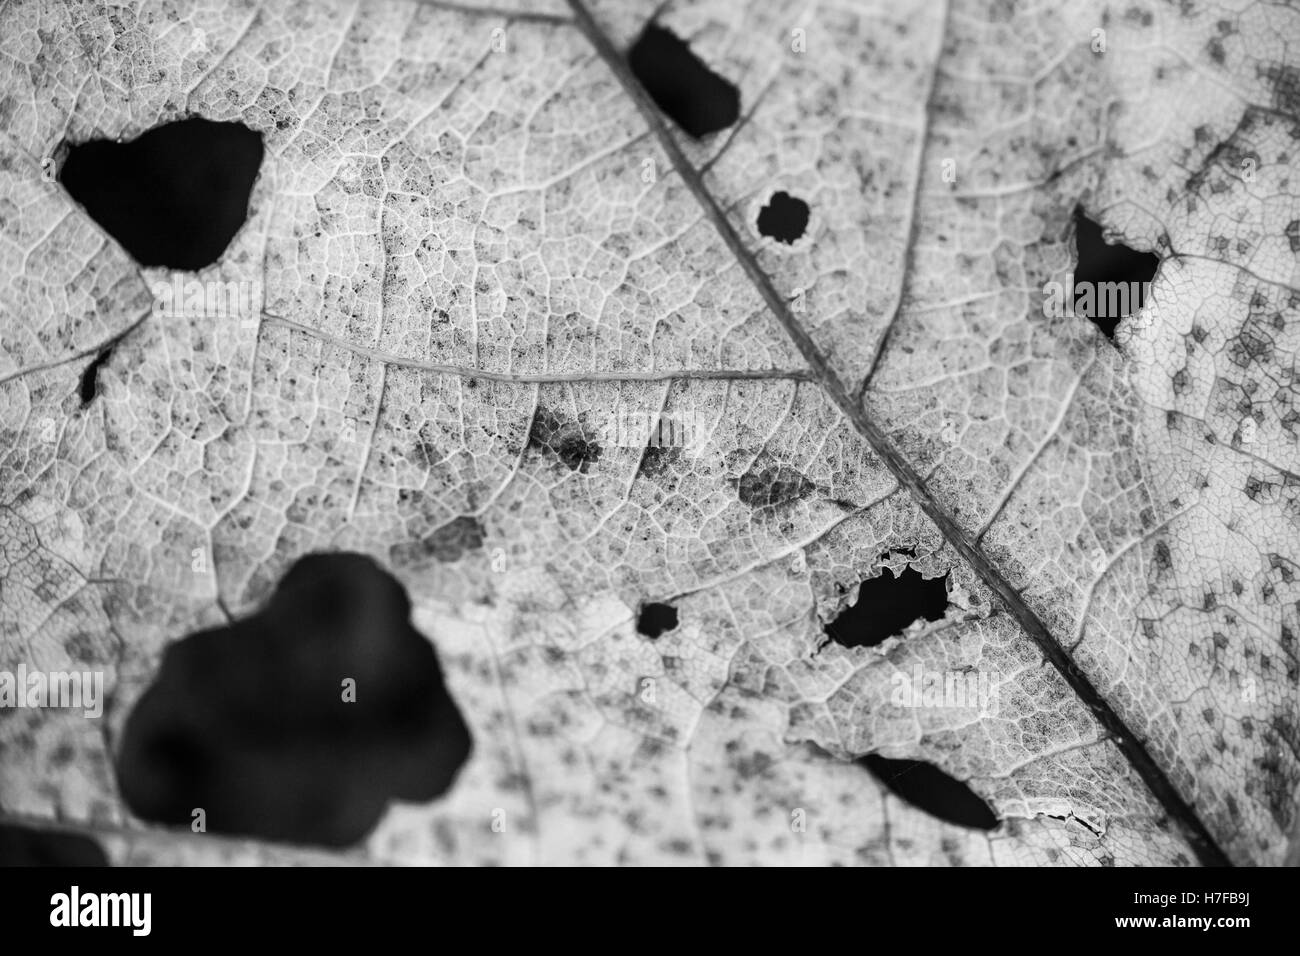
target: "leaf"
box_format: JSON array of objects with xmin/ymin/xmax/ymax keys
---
[{"xmin": 0, "ymin": 0, "xmax": 1295, "ymax": 867}]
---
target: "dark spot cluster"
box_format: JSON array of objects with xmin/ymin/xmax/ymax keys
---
[
  {"xmin": 1185, "ymin": 131, "xmax": 1260, "ymax": 198},
  {"xmin": 1226, "ymin": 321, "xmax": 1276, "ymax": 369},
  {"xmin": 1206, "ymin": 18, "xmax": 1236, "ymax": 67},
  {"xmin": 1261, "ymin": 63, "xmax": 1300, "ymax": 116},
  {"xmin": 637, "ymin": 442, "xmax": 680, "ymax": 478},
  {"xmin": 405, "ymin": 426, "xmax": 440, "ymax": 472},
  {"xmin": 423, "ymin": 515, "xmax": 486, "ymax": 563},
  {"xmin": 1254, "ymin": 730, "xmax": 1299, "ymax": 830},
  {"xmin": 736, "ymin": 463, "xmax": 816, "ymax": 509},
  {"xmin": 1244, "ymin": 474, "xmax": 1274, "ymax": 502},
  {"xmin": 528, "ymin": 408, "xmax": 602, "ymax": 474},
  {"xmin": 1124, "ymin": 6, "xmax": 1154, "ymax": 27}
]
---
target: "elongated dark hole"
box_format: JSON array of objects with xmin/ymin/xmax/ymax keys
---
[
  {"xmin": 826, "ymin": 566, "xmax": 949, "ymax": 648},
  {"xmin": 858, "ymin": 754, "xmax": 998, "ymax": 830},
  {"xmin": 627, "ymin": 24, "xmax": 740, "ymax": 138}
]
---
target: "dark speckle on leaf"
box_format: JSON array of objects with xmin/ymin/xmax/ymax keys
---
[
  {"xmin": 529, "ymin": 407, "xmax": 601, "ymax": 473},
  {"xmin": 737, "ymin": 463, "xmax": 816, "ymax": 508},
  {"xmin": 638, "ymin": 443, "xmax": 679, "ymax": 478},
  {"xmin": 424, "ymin": 515, "xmax": 485, "ymax": 563},
  {"xmin": 1261, "ymin": 63, "xmax": 1300, "ymax": 116}
]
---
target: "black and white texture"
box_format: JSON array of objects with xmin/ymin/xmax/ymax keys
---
[{"xmin": 0, "ymin": 0, "xmax": 1297, "ymax": 867}]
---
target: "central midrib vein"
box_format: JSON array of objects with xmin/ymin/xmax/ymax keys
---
[{"xmin": 564, "ymin": 0, "xmax": 1231, "ymax": 868}]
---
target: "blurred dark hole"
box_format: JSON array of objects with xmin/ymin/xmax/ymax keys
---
[
  {"xmin": 858, "ymin": 754, "xmax": 999, "ymax": 830},
  {"xmin": 825, "ymin": 566, "xmax": 949, "ymax": 648},
  {"xmin": 637, "ymin": 601, "xmax": 679, "ymax": 639},
  {"xmin": 59, "ymin": 117, "xmax": 263, "ymax": 271},
  {"xmin": 0, "ymin": 822, "xmax": 109, "ymax": 866},
  {"xmin": 115, "ymin": 552, "xmax": 472, "ymax": 848},
  {"xmin": 627, "ymin": 23, "xmax": 740, "ymax": 138}
]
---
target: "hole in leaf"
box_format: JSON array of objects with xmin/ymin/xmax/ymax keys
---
[
  {"xmin": 0, "ymin": 822, "xmax": 109, "ymax": 865},
  {"xmin": 756, "ymin": 191, "xmax": 809, "ymax": 244},
  {"xmin": 637, "ymin": 601, "xmax": 678, "ymax": 639},
  {"xmin": 627, "ymin": 23, "xmax": 740, "ymax": 138},
  {"xmin": 1071, "ymin": 207, "xmax": 1160, "ymax": 339},
  {"xmin": 59, "ymin": 117, "xmax": 263, "ymax": 271},
  {"xmin": 825, "ymin": 565, "xmax": 948, "ymax": 648},
  {"xmin": 115, "ymin": 552, "xmax": 472, "ymax": 848},
  {"xmin": 858, "ymin": 754, "xmax": 998, "ymax": 830},
  {"xmin": 79, "ymin": 347, "xmax": 113, "ymax": 405}
]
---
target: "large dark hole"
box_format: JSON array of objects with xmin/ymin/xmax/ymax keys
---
[
  {"xmin": 636, "ymin": 601, "xmax": 679, "ymax": 639},
  {"xmin": 627, "ymin": 23, "xmax": 740, "ymax": 138},
  {"xmin": 60, "ymin": 117, "xmax": 263, "ymax": 271},
  {"xmin": 825, "ymin": 566, "xmax": 949, "ymax": 648},
  {"xmin": 858, "ymin": 754, "xmax": 998, "ymax": 830},
  {"xmin": 115, "ymin": 552, "xmax": 472, "ymax": 848},
  {"xmin": 1072, "ymin": 207, "xmax": 1160, "ymax": 339},
  {"xmin": 756, "ymin": 191, "xmax": 809, "ymax": 244},
  {"xmin": 0, "ymin": 822, "xmax": 109, "ymax": 866}
]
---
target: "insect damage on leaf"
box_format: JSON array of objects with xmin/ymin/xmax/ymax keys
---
[
  {"xmin": 4, "ymin": 0, "xmax": 1297, "ymax": 872},
  {"xmin": 1071, "ymin": 207, "xmax": 1161, "ymax": 340},
  {"xmin": 78, "ymin": 347, "xmax": 114, "ymax": 405},
  {"xmin": 636, "ymin": 601, "xmax": 679, "ymax": 639},
  {"xmin": 59, "ymin": 117, "xmax": 263, "ymax": 271},
  {"xmin": 825, "ymin": 565, "xmax": 950, "ymax": 648},
  {"xmin": 756, "ymin": 191, "xmax": 810, "ymax": 244},
  {"xmin": 115, "ymin": 553, "xmax": 471, "ymax": 848},
  {"xmin": 627, "ymin": 22, "xmax": 740, "ymax": 138},
  {"xmin": 857, "ymin": 754, "xmax": 998, "ymax": 832}
]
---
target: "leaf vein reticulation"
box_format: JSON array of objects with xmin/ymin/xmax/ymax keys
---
[{"xmin": 566, "ymin": 0, "xmax": 1231, "ymax": 867}]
